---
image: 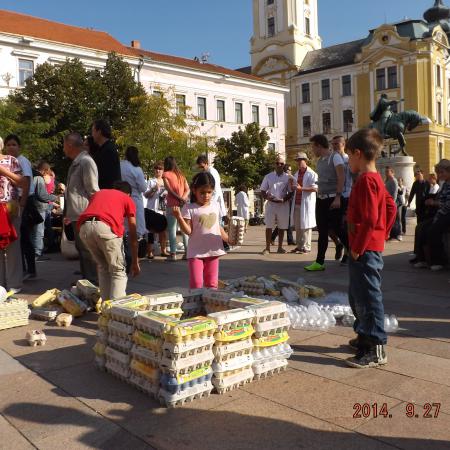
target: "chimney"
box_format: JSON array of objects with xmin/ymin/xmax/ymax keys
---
[{"xmin": 131, "ymin": 40, "xmax": 141, "ymax": 49}]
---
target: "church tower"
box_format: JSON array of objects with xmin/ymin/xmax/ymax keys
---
[{"xmin": 251, "ymin": 0, "xmax": 322, "ymax": 82}]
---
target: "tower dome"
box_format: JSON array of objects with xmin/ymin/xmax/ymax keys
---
[{"xmin": 424, "ymin": 0, "xmax": 450, "ymax": 23}]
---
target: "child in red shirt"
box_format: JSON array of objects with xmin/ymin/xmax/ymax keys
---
[{"xmin": 345, "ymin": 129, "xmax": 397, "ymax": 368}]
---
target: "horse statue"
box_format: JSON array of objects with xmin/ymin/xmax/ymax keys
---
[{"xmin": 369, "ymin": 94, "xmax": 431, "ymax": 156}]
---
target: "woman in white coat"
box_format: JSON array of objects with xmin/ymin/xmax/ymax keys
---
[
  {"xmin": 290, "ymin": 152, "xmax": 318, "ymax": 254},
  {"xmin": 120, "ymin": 146, "xmax": 148, "ymax": 239},
  {"xmin": 235, "ymin": 185, "xmax": 250, "ymax": 231}
]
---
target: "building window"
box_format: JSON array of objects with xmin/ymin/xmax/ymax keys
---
[
  {"xmin": 252, "ymin": 105, "xmax": 260, "ymax": 124},
  {"xmin": 437, "ymin": 65, "xmax": 442, "ymax": 88},
  {"xmin": 268, "ymin": 17, "xmax": 275, "ymax": 37},
  {"xmin": 235, "ymin": 102, "xmax": 243, "ymax": 124},
  {"xmin": 302, "ymin": 83, "xmax": 310, "ymax": 103},
  {"xmin": 387, "ymin": 66, "xmax": 398, "ymax": 89},
  {"xmin": 342, "ymin": 75, "xmax": 352, "ymax": 96},
  {"xmin": 176, "ymin": 94, "xmax": 186, "ymax": 115},
  {"xmin": 303, "ymin": 116, "xmax": 311, "ymax": 137},
  {"xmin": 376, "ymin": 68, "xmax": 386, "ymax": 91},
  {"xmin": 437, "ymin": 101, "xmax": 442, "ymax": 124},
  {"xmin": 305, "ymin": 17, "xmax": 311, "ymax": 36},
  {"xmin": 343, "ymin": 110, "xmax": 353, "ymax": 133},
  {"xmin": 268, "ymin": 107, "xmax": 275, "ymax": 127},
  {"xmin": 197, "ymin": 97, "xmax": 207, "ymax": 120},
  {"xmin": 217, "ymin": 100, "xmax": 225, "ymax": 122},
  {"xmin": 268, "ymin": 143, "xmax": 276, "ymax": 152},
  {"xmin": 321, "ymin": 79, "xmax": 331, "ymax": 100},
  {"xmin": 18, "ymin": 59, "xmax": 34, "ymax": 86},
  {"xmin": 322, "ymin": 112, "xmax": 331, "ymax": 134}
]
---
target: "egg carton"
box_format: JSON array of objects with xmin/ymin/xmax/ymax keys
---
[
  {"xmin": 253, "ymin": 317, "xmax": 291, "ymax": 338},
  {"xmin": 162, "ymin": 336, "xmax": 215, "ymax": 359},
  {"xmin": 212, "ymin": 367, "xmax": 254, "ymax": 395},
  {"xmin": 252, "ymin": 358, "xmax": 288, "ymax": 380},
  {"xmin": 132, "ymin": 330, "xmax": 163, "ymax": 353},
  {"xmin": 97, "ymin": 315, "xmax": 109, "ymax": 332},
  {"xmin": 107, "ymin": 320, "xmax": 134, "ymax": 338},
  {"xmin": 153, "ymin": 308, "xmax": 183, "ymax": 320},
  {"xmin": 146, "ymin": 292, "xmax": 184, "ymax": 311},
  {"xmin": 212, "ymin": 353, "xmax": 254, "ymax": 374},
  {"xmin": 94, "ymin": 355, "xmax": 106, "ymax": 370},
  {"xmin": 248, "ymin": 301, "xmax": 288, "ymax": 323},
  {"xmin": 76, "ymin": 279, "xmax": 100, "ymax": 304},
  {"xmin": 208, "ymin": 309, "xmax": 255, "ymax": 342},
  {"xmin": 129, "ymin": 373, "xmax": 159, "ymax": 397},
  {"xmin": 109, "ymin": 306, "xmax": 140, "ymax": 325},
  {"xmin": 160, "ymin": 350, "xmax": 214, "ymax": 375},
  {"xmin": 213, "ymin": 337, "xmax": 254, "ymax": 362},
  {"xmin": 57, "ymin": 289, "xmax": 88, "ymax": 316},
  {"xmin": 101, "ymin": 294, "xmax": 148, "ymax": 318},
  {"xmin": 202, "ymin": 290, "xmax": 234, "ymax": 311},
  {"xmin": 182, "ymin": 289, "xmax": 204, "ymax": 306},
  {"xmin": 26, "ymin": 330, "xmax": 47, "ymax": 346},
  {"xmin": 129, "ymin": 358, "xmax": 160, "ymax": 384},
  {"xmin": 30, "ymin": 307, "xmax": 62, "ymax": 321},
  {"xmin": 253, "ymin": 343, "xmax": 293, "ymax": 364},
  {"xmin": 252, "ymin": 331, "xmax": 289, "ymax": 348},
  {"xmin": 105, "ymin": 360, "xmax": 131, "ymax": 381},
  {"xmin": 228, "ymin": 297, "xmax": 269, "ymax": 309},
  {"xmin": 0, "ymin": 318, "xmax": 30, "ymax": 330},
  {"xmin": 228, "ymin": 217, "xmax": 246, "ymax": 246},
  {"xmin": 130, "ymin": 344, "xmax": 161, "ymax": 367},
  {"xmin": 158, "ymin": 380, "xmax": 213, "ymax": 408},
  {"xmin": 105, "ymin": 346, "xmax": 131, "ymax": 368},
  {"xmin": 93, "ymin": 341, "xmax": 106, "ymax": 357},
  {"xmin": 96, "ymin": 329, "xmax": 108, "ymax": 344},
  {"xmin": 135, "ymin": 311, "xmax": 175, "ymax": 336},
  {"xmin": 107, "ymin": 333, "xmax": 133, "ymax": 353},
  {"xmin": 163, "ymin": 317, "xmax": 217, "ymax": 343},
  {"xmin": 304, "ymin": 285, "xmax": 326, "ymax": 298},
  {"xmin": 181, "ymin": 306, "xmax": 205, "ymax": 319},
  {"xmin": 160, "ymin": 369, "xmax": 213, "ymax": 394},
  {"xmin": 56, "ymin": 313, "xmax": 73, "ymax": 327}
]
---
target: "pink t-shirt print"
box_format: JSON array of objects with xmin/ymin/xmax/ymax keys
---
[{"xmin": 182, "ymin": 202, "xmax": 225, "ymax": 259}]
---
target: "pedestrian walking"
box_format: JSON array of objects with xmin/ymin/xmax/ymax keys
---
[
  {"xmin": 235, "ymin": 185, "xmax": 250, "ymax": 232},
  {"xmin": 385, "ymin": 167, "xmax": 402, "ymax": 241},
  {"xmin": 407, "ymin": 170, "xmax": 429, "ymax": 224}
]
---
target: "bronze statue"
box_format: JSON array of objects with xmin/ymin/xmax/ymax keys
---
[{"xmin": 369, "ymin": 94, "xmax": 431, "ymax": 155}]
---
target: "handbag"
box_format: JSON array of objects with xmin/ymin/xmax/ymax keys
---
[{"xmin": 22, "ymin": 196, "xmax": 44, "ymax": 227}]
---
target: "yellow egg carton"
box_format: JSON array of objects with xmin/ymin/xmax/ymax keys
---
[
  {"xmin": 252, "ymin": 358, "xmax": 288, "ymax": 380},
  {"xmin": 252, "ymin": 331, "xmax": 289, "ymax": 348},
  {"xmin": 168, "ymin": 364, "xmax": 212, "ymax": 386},
  {"xmin": 212, "ymin": 367, "xmax": 254, "ymax": 395},
  {"xmin": 212, "ymin": 353, "xmax": 253, "ymax": 374},
  {"xmin": 130, "ymin": 358, "xmax": 161, "ymax": 384},
  {"xmin": 135, "ymin": 311, "xmax": 176, "ymax": 336},
  {"xmin": 156, "ymin": 308, "xmax": 184, "ymax": 319},
  {"xmin": 146, "ymin": 292, "xmax": 184, "ymax": 311},
  {"xmin": 213, "ymin": 337, "xmax": 254, "ymax": 362},
  {"xmin": 97, "ymin": 315, "xmax": 109, "ymax": 332},
  {"xmin": 208, "ymin": 309, "xmax": 255, "ymax": 343},
  {"xmin": 129, "ymin": 373, "xmax": 159, "ymax": 397},
  {"xmin": 304, "ymin": 285, "xmax": 325, "ymax": 298},
  {"xmin": 162, "ymin": 336, "xmax": 215, "ymax": 360},
  {"xmin": 132, "ymin": 330, "xmax": 163, "ymax": 353},
  {"xmin": 130, "ymin": 344, "xmax": 161, "ymax": 367},
  {"xmin": 93, "ymin": 341, "xmax": 106, "ymax": 357},
  {"xmin": 101, "ymin": 294, "xmax": 148, "ymax": 318},
  {"xmin": 107, "ymin": 333, "xmax": 133, "ymax": 353},
  {"xmin": 105, "ymin": 346, "xmax": 131, "ymax": 369},
  {"xmin": 107, "ymin": 320, "xmax": 134, "ymax": 338},
  {"xmin": 228, "ymin": 297, "xmax": 269, "ymax": 309},
  {"xmin": 163, "ymin": 316, "xmax": 217, "ymax": 344},
  {"xmin": 57, "ymin": 290, "xmax": 87, "ymax": 317},
  {"xmin": 32, "ymin": 288, "xmax": 61, "ymax": 308},
  {"xmin": 160, "ymin": 350, "xmax": 214, "ymax": 375}
]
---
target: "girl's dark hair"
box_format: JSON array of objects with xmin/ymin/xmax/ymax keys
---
[
  {"xmin": 190, "ymin": 172, "xmax": 215, "ymax": 203},
  {"xmin": 164, "ymin": 156, "xmax": 183, "ymax": 179},
  {"xmin": 125, "ymin": 146, "xmax": 141, "ymax": 167},
  {"xmin": 4, "ymin": 134, "xmax": 21, "ymax": 146},
  {"xmin": 154, "ymin": 160, "xmax": 164, "ymax": 170}
]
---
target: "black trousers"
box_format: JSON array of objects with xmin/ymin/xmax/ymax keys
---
[
  {"xmin": 21, "ymin": 217, "xmax": 36, "ymax": 275},
  {"xmin": 415, "ymin": 216, "xmax": 450, "ymax": 265},
  {"xmin": 315, "ymin": 197, "xmax": 347, "ymax": 265}
]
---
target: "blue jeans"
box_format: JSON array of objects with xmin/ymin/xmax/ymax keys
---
[
  {"xmin": 166, "ymin": 207, "xmax": 188, "ymax": 255},
  {"xmin": 348, "ymin": 251, "xmax": 387, "ymax": 346},
  {"xmin": 31, "ymin": 210, "xmax": 47, "ymax": 257}
]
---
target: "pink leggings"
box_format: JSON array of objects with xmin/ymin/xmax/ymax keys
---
[{"xmin": 188, "ymin": 257, "xmax": 220, "ymax": 289}]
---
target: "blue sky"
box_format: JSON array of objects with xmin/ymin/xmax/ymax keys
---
[{"xmin": 0, "ymin": 0, "xmax": 438, "ymax": 68}]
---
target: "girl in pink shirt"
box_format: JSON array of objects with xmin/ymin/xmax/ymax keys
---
[{"xmin": 172, "ymin": 172, "xmax": 229, "ymax": 289}]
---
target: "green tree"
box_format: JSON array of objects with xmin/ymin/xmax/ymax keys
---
[{"xmin": 214, "ymin": 122, "xmax": 275, "ymax": 191}]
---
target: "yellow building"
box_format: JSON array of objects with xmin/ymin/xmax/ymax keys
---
[{"xmin": 244, "ymin": 0, "xmax": 450, "ymax": 174}]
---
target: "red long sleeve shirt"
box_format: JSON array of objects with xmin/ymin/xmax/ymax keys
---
[{"xmin": 347, "ymin": 172, "xmax": 397, "ymax": 255}]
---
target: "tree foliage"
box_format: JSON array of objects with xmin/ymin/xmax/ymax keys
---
[{"xmin": 214, "ymin": 123, "xmax": 275, "ymax": 191}]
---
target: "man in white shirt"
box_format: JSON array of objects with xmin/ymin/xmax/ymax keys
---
[
  {"xmin": 260, "ymin": 155, "xmax": 292, "ymax": 255},
  {"xmin": 235, "ymin": 185, "xmax": 250, "ymax": 232}
]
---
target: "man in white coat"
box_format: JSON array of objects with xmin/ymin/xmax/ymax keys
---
[
  {"xmin": 235, "ymin": 185, "xmax": 250, "ymax": 232},
  {"xmin": 290, "ymin": 152, "xmax": 318, "ymax": 254}
]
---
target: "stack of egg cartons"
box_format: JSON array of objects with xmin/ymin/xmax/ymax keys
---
[
  {"xmin": 228, "ymin": 217, "xmax": 246, "ymax": 246},
  {"xmin": 248, "ymin": 301, "xmax": 292, "ymax": 379},
  {"xmin": 0, "ymin": 298, "xmax": 30, "ymax": 330},
  {"xmin": 239, "ymin": 279, "xmax": 266, "ymax": 297},
  {"xmin": 202, "ymin": 290, "xmax": 234, "ymax": 314},
  {"xmin": 208, "ymin": 308, "xmax": 255, "ymax": 394},
  {"xmin": 145, "ymin": 292, "xmax": 184, "ymax": 319},
  {"xmin": 158, "ymin": 317, "xmax": 217, "ymax": 407},
  {"xmin": 180, "ymin": 289, "xmax": 205, "ymax": 319}
]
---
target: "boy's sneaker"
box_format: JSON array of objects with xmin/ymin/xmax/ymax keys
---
[
  {"xmin": 304, "ymin": 262, "xmax": 325, "ymax": 272},
  {"xmin": 346, "ymin": 345, "xmax": 387, "ymax": 368},
  {"xmin": 430, "ymin": 265, "xmax": 444, "ymax": 271},
  {"xmin": 413, "ymin": 261, "xmax": 428, "ymax": 269}
]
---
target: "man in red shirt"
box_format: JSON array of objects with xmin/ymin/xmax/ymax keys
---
[
  {"xmin": 78, "ymin": 181, "xmax": 140, "ymax": 301},
  {"xmin": 345, "ymin": 128, "xmax": 396, "ymax": 369}
]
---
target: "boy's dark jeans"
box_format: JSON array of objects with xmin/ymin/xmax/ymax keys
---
[{"xmin": 349, "ymin": 251, "xmax": 387, "ymax": 347}]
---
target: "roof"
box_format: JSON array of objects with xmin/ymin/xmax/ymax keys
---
[
  {"xmin": 235, "ymin": 66, "xmax": 252, "ymax": 74},
  {"xmin": 0, "ymin": 9, "xmax": 273, "ymax": 86},
  {"xmin": 297, "ymin": 39, "xmax": 366, "ymax": 76}
]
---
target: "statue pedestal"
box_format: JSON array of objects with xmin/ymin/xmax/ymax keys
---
[{"xmin": 376, "ymin": 156, "xmax": 416, "ymax": 192}]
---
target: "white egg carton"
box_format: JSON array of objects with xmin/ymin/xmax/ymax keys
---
[
  {"xmin": 76, "ymin": 279, "xmax": 100, "ymax": 302},
  {"xmin": 252, "ymin": 358, "xmax": 288, "ymax": 380},
  {"xmin": 160, "ymin": 350, "xmax": 214, "ymax": 375},
  {"xmin": 182, "ymin": 289, "xmax": 204, "ymax": 304},
  {"xmin": 181, "ymin": 306, "xmax": 205, "ymax": 319},
  {"xmin": 107, "ymin": 334, "xmax": 133, "ymax": 353},
  {"xmin": 130, "ymin": 344, "xmax": 161, "ymax": 367},
  {"xmin": 96, "ymin": 329, "xmax": 108, "ymax": 344},
  {"xmin": 146, "ymin": 292, "xmax": 184, "ymax": 311},
  {"xmin": 248, "ymin": 301, "xmax": 288, "ymax": 322},
  {"xmin": 202, "ymin": 290, "xmax": 234, "ymax": 312},
  {"xmin": 158, "ymin": 380, "xmax": 213, "ymax": 408},
  {"xmin": 212, "ymin": 367, "xmax": 254, "ymax": 395},
  {"xmin": 102, "ymin": 294, "xmax": 148, "ymax": 317},
  {"xmin": 105, "ymin": 346, "xmax": 131, "ymax": 368},
  {"xmin": 107, "ymin": 320, "xmax": 134, "ymax": 338},
  {"xmin": 228, "ymin": 297, "xmax": 269, "ymax": 309},
  {"xmin": 212, "ymin": 353, "xmax": 253, "ymax": 373},
  {"xmin": 213, "ymin": 337, "xmax": 254, "ymax": 362},
  {"xmin": 253, "ymin": 343, "xmax": 293, "ymax": 364},
  {"xmin": 109, "ymin": 306, "xmax": 140, "ymax": 325},
  {"xmin": 135, "ymin": 311, "xmax": 175, "ymax": 336},
  {"xmin": 105, "ymin": 360, "xmax": 131, "ymax": 381},
  {"xmin": 253, "ymin": 317, "xmax": 291, "ymax": 338},
  {"xmin": 162, "ymin": 336, "xmax": 215, "ymax": 359},
  {"xmin": 129, "ymin": 373, "xmax": 158, "ymax": 397},
  {"xmin": 208, "ymin": 309, "xmax": 255, "ymax": 342},
  {"xmin": 228, "ymin": 217, "xmax": 246, "ymax": 246}
]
